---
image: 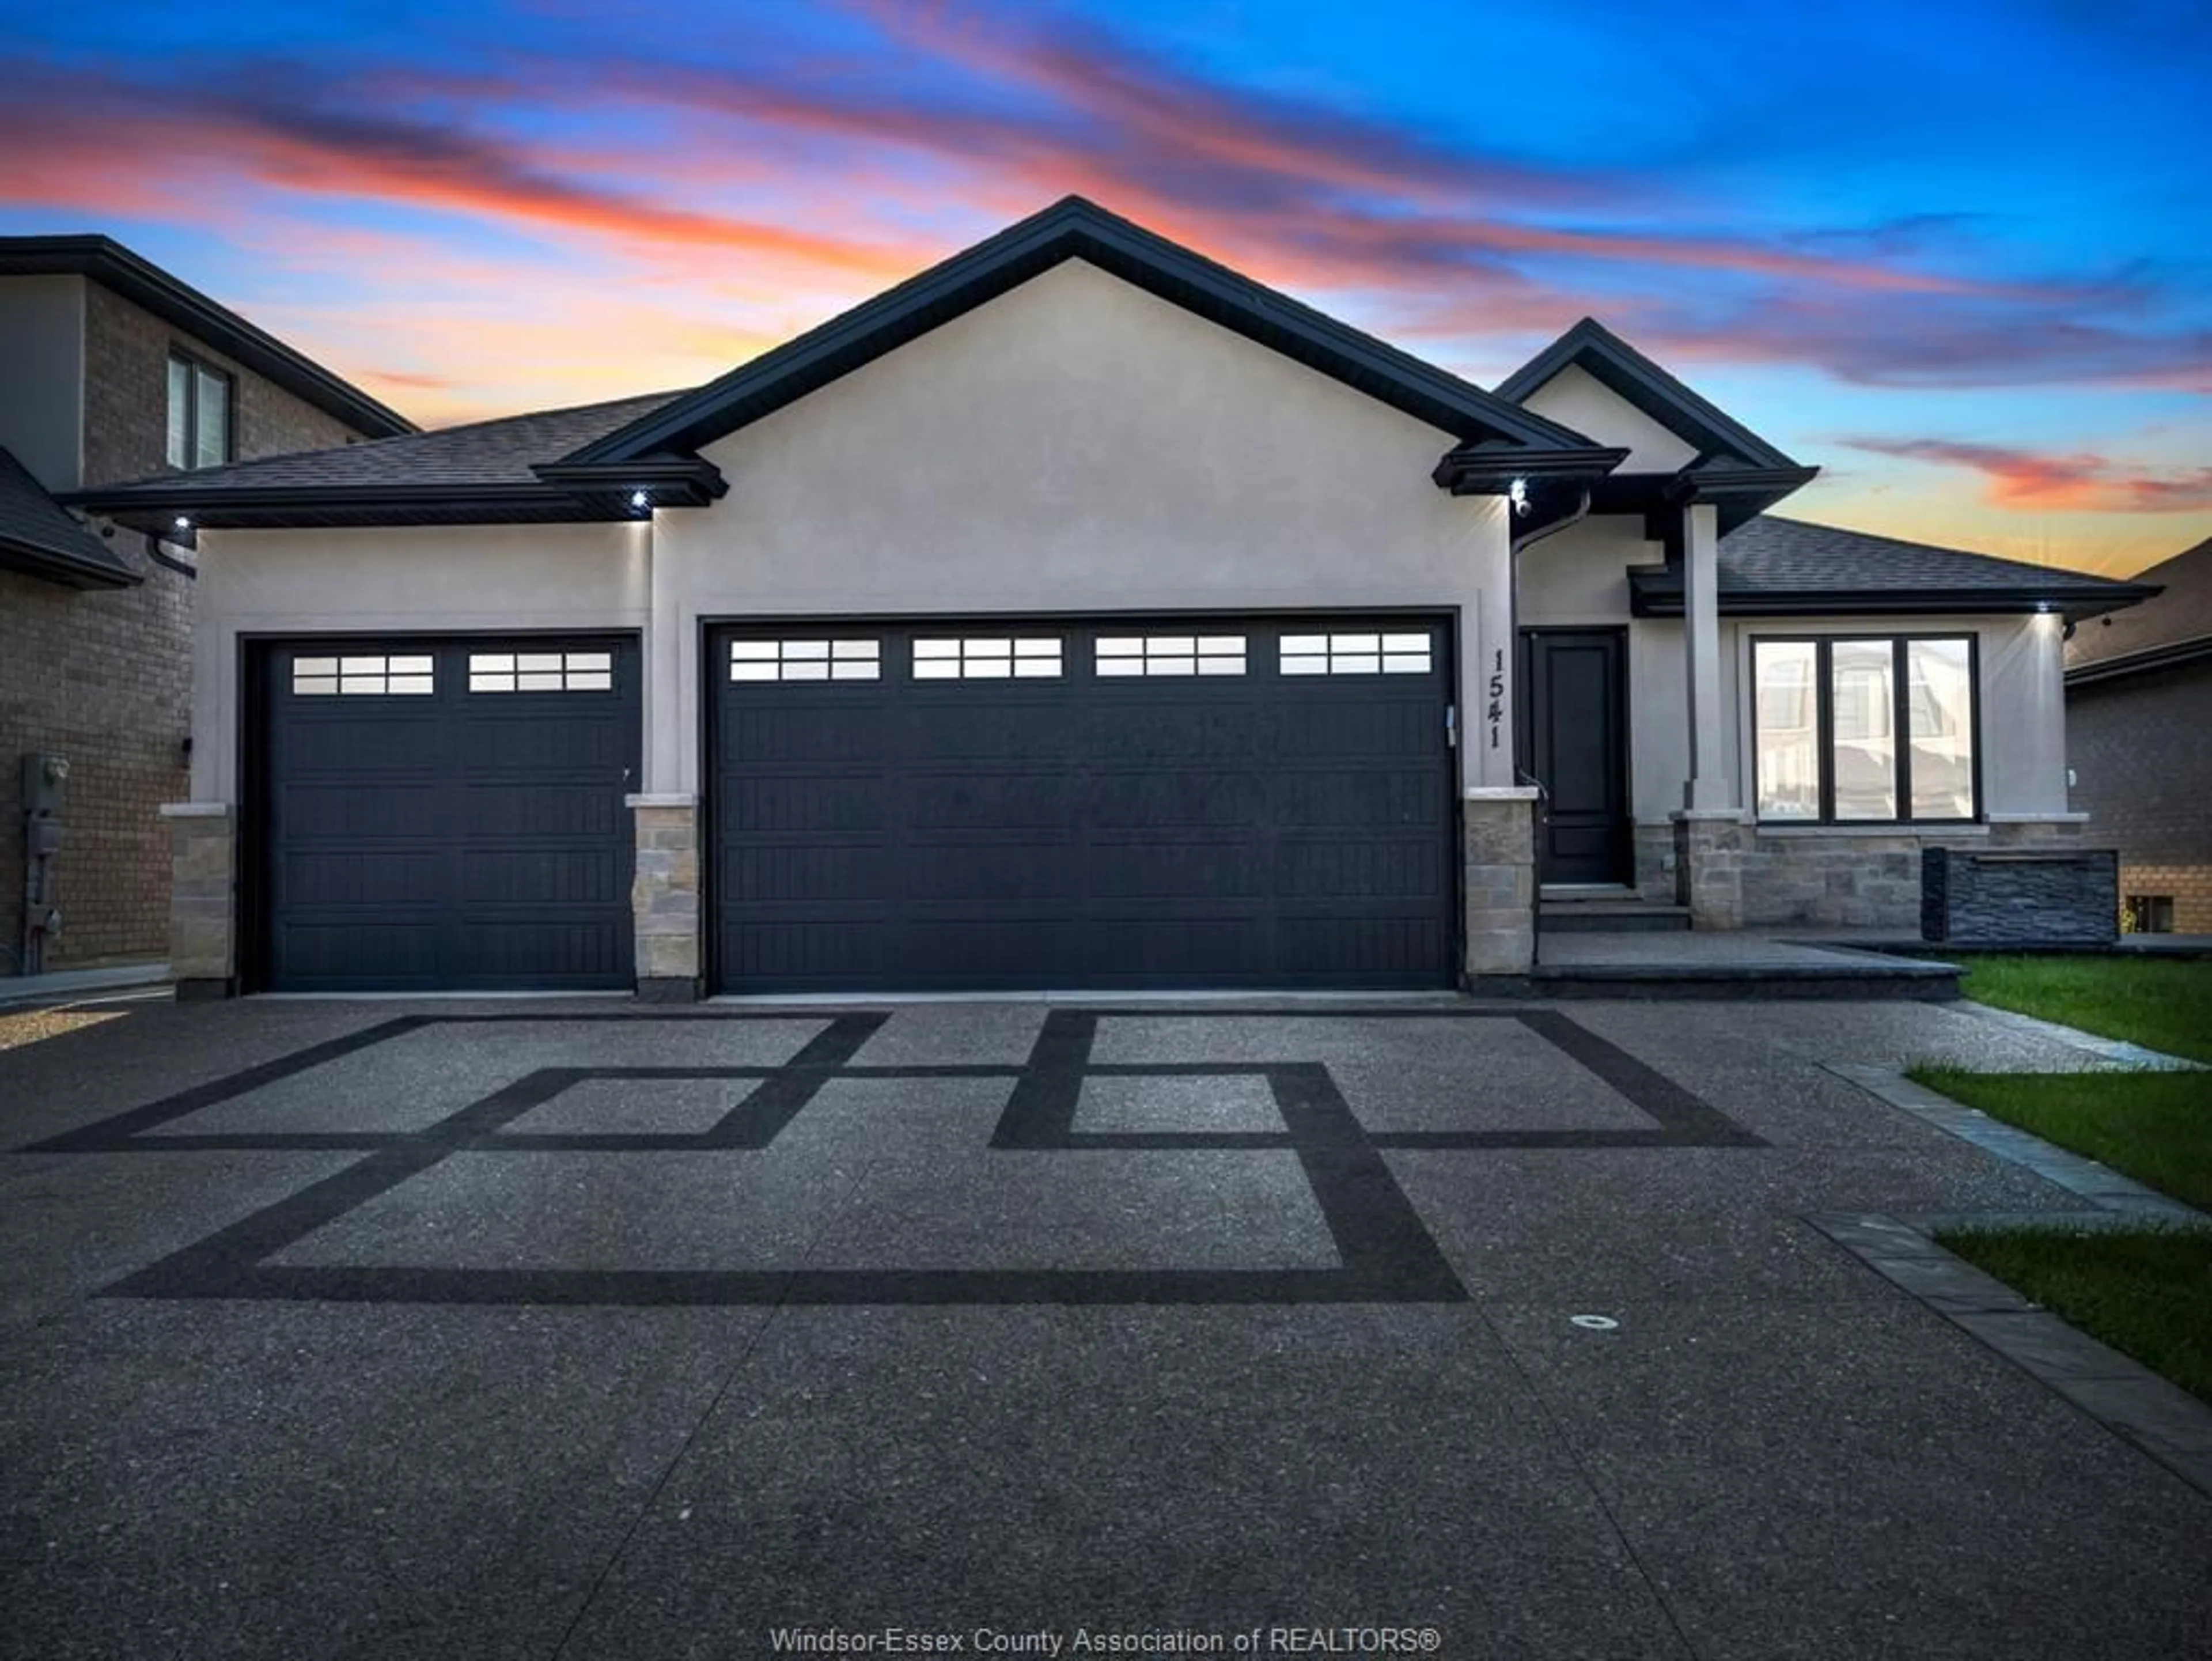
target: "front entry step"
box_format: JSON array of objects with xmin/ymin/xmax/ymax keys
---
[{"xmin": 1540, "ymin": 899, "xmax": 1691, "ymax": 934}]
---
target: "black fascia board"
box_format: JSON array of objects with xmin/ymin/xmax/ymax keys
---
[
  {"xmin": 0, "ymin": 234, "xmax": 416, "ymax": 439},
  {"xmin": 0, "ymin": 535, "xmax": 142, "ymax": 589},
  {"xmin": 1661, "ymin": 461, "xmax": 1822, "ymax": 504},
  {"xmin": 1430, "ymin": 442, "xmax": 1630, "ymax": 494},
  {"xmin": 1494, "ymin": 317, "xmax": 1800, "ymax": 472},
  {"xmin": 73, "ymin": 480, "xmax": 634, "ymax": 532},
  {"xmin": 565, "ymin": 196, "xmax": 1600, "ymax": 467},
  {"xmin": 2065, "ymin": 632, "xmax": 2212, "ymax": 687},
  {"xmin": 532, "ymin": 454, "xmax": 729, "ymax": 500},
  {"xmin": 1630, "ymin": 570, "xmax": 2162, "ymax": 623}
]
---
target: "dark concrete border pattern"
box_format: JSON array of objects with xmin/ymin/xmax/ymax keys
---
[{"xmin": 22, "ymin": 1006, "xmax": 1761, "ymax": 1309}]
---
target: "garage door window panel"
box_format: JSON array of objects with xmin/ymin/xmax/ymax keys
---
[
  {"xmin": 730, "ymin": 640, "xmax": 881, "ymax": 683},
  {"xmin": 1280, "ymin": 632, "xmax": 1433, "ymax": 676},
  {"xmin": 913, "ymin": 637, "xmax": 1062, "ymax": 680},
  {"xmin": 292, "ymin": 654, "xmax": 434, "ymax": 697},
  {"xmin": 1097, "ymin": 635, "xmax": 1247, "ymax": 677},
  {"xmin": 469, "ymin": 650, "xmax": 615, "ymax": 693}
]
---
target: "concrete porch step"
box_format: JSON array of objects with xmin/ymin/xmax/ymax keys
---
[
  {"xmin": 1476, "ymin": 931, "xmax": 1965, "ymax": 1001},
  {"xmin": 1539, "ymin": 901, "xmax": 1692, "ymax": 933}
]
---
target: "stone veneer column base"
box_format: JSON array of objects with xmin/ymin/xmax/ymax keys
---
[
  {"xmin": 629, "ymin": 794, "xmax": 702, "ymax": 1001},
  {"xmin": 161, "ymin": 802, "xmax": 237, "ymax": 999},
  {"xmin": 1672, "ymin": 811, "xmax": 1745, "ymax": 930},
  {"xmin": 1463, "ymin": 788, "xmax": 1538, "ymax": 979}
]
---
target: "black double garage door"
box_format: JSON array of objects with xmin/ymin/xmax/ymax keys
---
[{"xmin": 256, "ymin": 619, "xmax": 1457, "ymax": 993}]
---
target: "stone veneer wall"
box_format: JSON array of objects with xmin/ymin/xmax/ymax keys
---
[
  {"xmin": 1922, "ymin": 846, "xmax": 2118, "ymax": 945},
  {"xmin": 1738, "ymin": 820, "xmax": 2085, "ymax": 929},
  {"xmin": 630, "ymin": 799, "xmax": 701, "ymax": 998},
  {"xmin": 1672, "ymin": 816, "xmax": 1744, "ymax": 929},
  {"xmin": 1463, "ymin": 791, "xmax": 1537, "ymax": 977},
  {"xmin": 1631, "ymin": 822, "xmax": 1675, "ymax": 902},
  {"xmin": 163, "ymin": 804, "xmax": 234, "ymax": 997}
]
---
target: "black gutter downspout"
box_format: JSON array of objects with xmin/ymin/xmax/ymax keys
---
[{"xmin": 1506, "ymin": 483, "xmax": 1594, "ymax": 971}]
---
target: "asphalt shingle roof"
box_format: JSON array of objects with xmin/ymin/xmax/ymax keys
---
[
  {"xmin": 81, "ymin": 390, "xmax": 688, "ymax": 500},
  {"xmin": 2065, "ymin": 538, "xmax": 2211, "ymax": 674},
  {"xmin": 0, "ymin": 447, "xmax": 137, "ymax": 585},
  {"xmin": 1713, "ymin": 515, "xmax": 2139, "ymax": 598}
]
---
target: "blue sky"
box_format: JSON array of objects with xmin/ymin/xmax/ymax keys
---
[{"xmin": 1, "ymin": 0, "xmax": 2205, "ymax": 572}]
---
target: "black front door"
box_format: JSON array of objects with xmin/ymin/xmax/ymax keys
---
[{"xmin": 1521, "ymin": 629, "xmax": 1629, "ymax": 885}]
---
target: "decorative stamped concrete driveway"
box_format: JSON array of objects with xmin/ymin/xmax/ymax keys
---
[{"xmin": 1, "ymin": 997, "xmax": 2206, "ymax": 1660}]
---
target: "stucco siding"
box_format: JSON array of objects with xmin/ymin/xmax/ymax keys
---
[
  {"xmin": 187, "ymin": 523, "xmax": 652, "ymax": 802},
  {"xmin": 1517, "ymin": 364, "xmax": 1699, "ymax": 472},
  {"xmin": 1518, "ymin": 516, "xmax": 1643, "ymax": 623},
  {"xmin": 652, "ymin": 259, "xmax": 1510, "ymax": 795}
]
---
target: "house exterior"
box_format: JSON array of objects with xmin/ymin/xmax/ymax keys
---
[
  {"xmin": 0, "ymin": 236, "xmax": 414, "ymax": 977},
  {"xmin": 65, "ymin": 198, "xmax": 2154, "ymax": 998},
  {"xmin": 2064, "ymin": 537, "xmax": 2210, "ymax": 932}
]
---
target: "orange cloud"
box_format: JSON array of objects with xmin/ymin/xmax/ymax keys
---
[{"xmin": 1839, "ymin": 436, "xmax": 2212, "ymax": 513}]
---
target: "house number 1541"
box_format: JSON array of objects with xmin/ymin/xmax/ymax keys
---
[{"xmin": 1487, "ymin": 650, "xmax": 1505, "ymax": 750}]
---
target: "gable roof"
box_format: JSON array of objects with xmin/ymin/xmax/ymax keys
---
[
  {"xmin": 0, "ymin": 235, "xmax": 416, "ymax": 441},
  {"xmin": 69, "ymin": 391, "xmax": 695, "ymax": 530},
  {"xmin": 2066, "ymin": 536, "xmax": 2212, "ymax": 683},
  {"xmin": 1496, "ymin": 316, "xmax": 1799, "ymax": 472},
  {"xmin": 1628, "ymin": 514, "xmax": 2158, "ymax": 620},
  {"xmin": 567, "ymin": 194, "xmax": 1608, "ymax": 468},
  {"xmin": 0, "ymin": 445, "xmax": 138, "ymax": 587}
]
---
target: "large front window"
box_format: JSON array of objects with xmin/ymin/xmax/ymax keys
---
[{"xmin": 1752, "ymin": 636, "xmax": 1977, "ymax": 822}]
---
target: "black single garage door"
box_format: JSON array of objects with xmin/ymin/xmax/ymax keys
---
[
  {"xmin": 258, "ymin": 637, "xmax": 641, "ymax": 991},
  {"xmin": 711, "ymin": 617, "xmax": 1456, "ymax": 993}
]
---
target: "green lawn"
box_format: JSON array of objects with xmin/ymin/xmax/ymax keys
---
[
  {"xmin": 1911, "ymin": 987, "xmax": 2212, "ymax": 1408},
  {"xmin": 1945, "ymin": 954, "xmax": 2212, "ymax": 1064},
  {"xmin": 1932, "ymin": 1225, "xmax": 2212, "ymax": 1406},
  {"xmin": 1908, "ymin": 1068, "xmax": 2212, "ymax": 1210}
]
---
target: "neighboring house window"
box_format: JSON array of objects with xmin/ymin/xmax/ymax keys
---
[
  {"xmin": 165, "ymin": 351, "xmax": 233, "ymax": 470},
  {"xmin": 2124, "ymin": 895, "xmax": 2175, "ymax": 934},
  {"xmin": 1751, "ymin": 636, "xmax": 1977, "ymax": 822}
]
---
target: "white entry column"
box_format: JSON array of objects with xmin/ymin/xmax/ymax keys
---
[{"xmin": 1672, "ymin": 501, "xmax": 1745, "ymax": 926}]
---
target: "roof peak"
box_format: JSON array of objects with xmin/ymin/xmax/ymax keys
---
[{"xmin": 562, "ymin": 195, "xmax": 1601, "ymax": 467}]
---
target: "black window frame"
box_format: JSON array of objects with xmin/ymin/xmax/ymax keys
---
[
  {"xmin": 165, "ymin": 348, "xmax": 235, "ymax": 471},
  {"xmin": 1750, "ymin": 633, "xmax": 1983, "ymax": 825},
  {"xmin": 2124, "ymin": 895, "xmax": 2175, "ymax": 934}
]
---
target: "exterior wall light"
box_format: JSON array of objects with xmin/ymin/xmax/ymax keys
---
[
  {"xmin": 174, "ymin": 516, "xmax": 192, "ymax": 531},
  {"xmin": 630, "ymin": 490, "xmax": 650, "ymax": 511}
]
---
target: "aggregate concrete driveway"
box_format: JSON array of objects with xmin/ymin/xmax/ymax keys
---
[{"xmin": 1, "ymin": 995, "xmax": 2206, "ymax": 1660}]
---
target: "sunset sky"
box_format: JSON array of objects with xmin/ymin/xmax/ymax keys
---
[{"xmin": 2, "ymin": 0, "xmax": 2205, "ymax": 576}]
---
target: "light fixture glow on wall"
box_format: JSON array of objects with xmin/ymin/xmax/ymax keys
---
[{"xmin": 629, "ymin": 490, "xmax": 650, "ymax": 510}]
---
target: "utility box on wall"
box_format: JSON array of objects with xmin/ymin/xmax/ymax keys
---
[
  {"xmin": 1921, "ymin": 847, "xmax": 2119, "ymax": 947},
  {"xmin": 22, "ymin": 751, "xmax": 70, "ymax": 823},
  {"xmin": 18, "ymin": 751, "xmax": 72, "ymax": 973}
]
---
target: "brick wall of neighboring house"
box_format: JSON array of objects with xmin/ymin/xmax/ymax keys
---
[
  {"xmin": 1, "ymin": 277, "xmax": 380, "ymax": 975},
  {"xmin": 0, "ymin": 548, "xmax": 192, "ymax": 971},
  {"xmin": 80, "ymin": 279, "xmax": 363, "ymax": 487},
  {"xmin": 2066, "ymin": 660, "xmax": 2212, "ymax": 933}
]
